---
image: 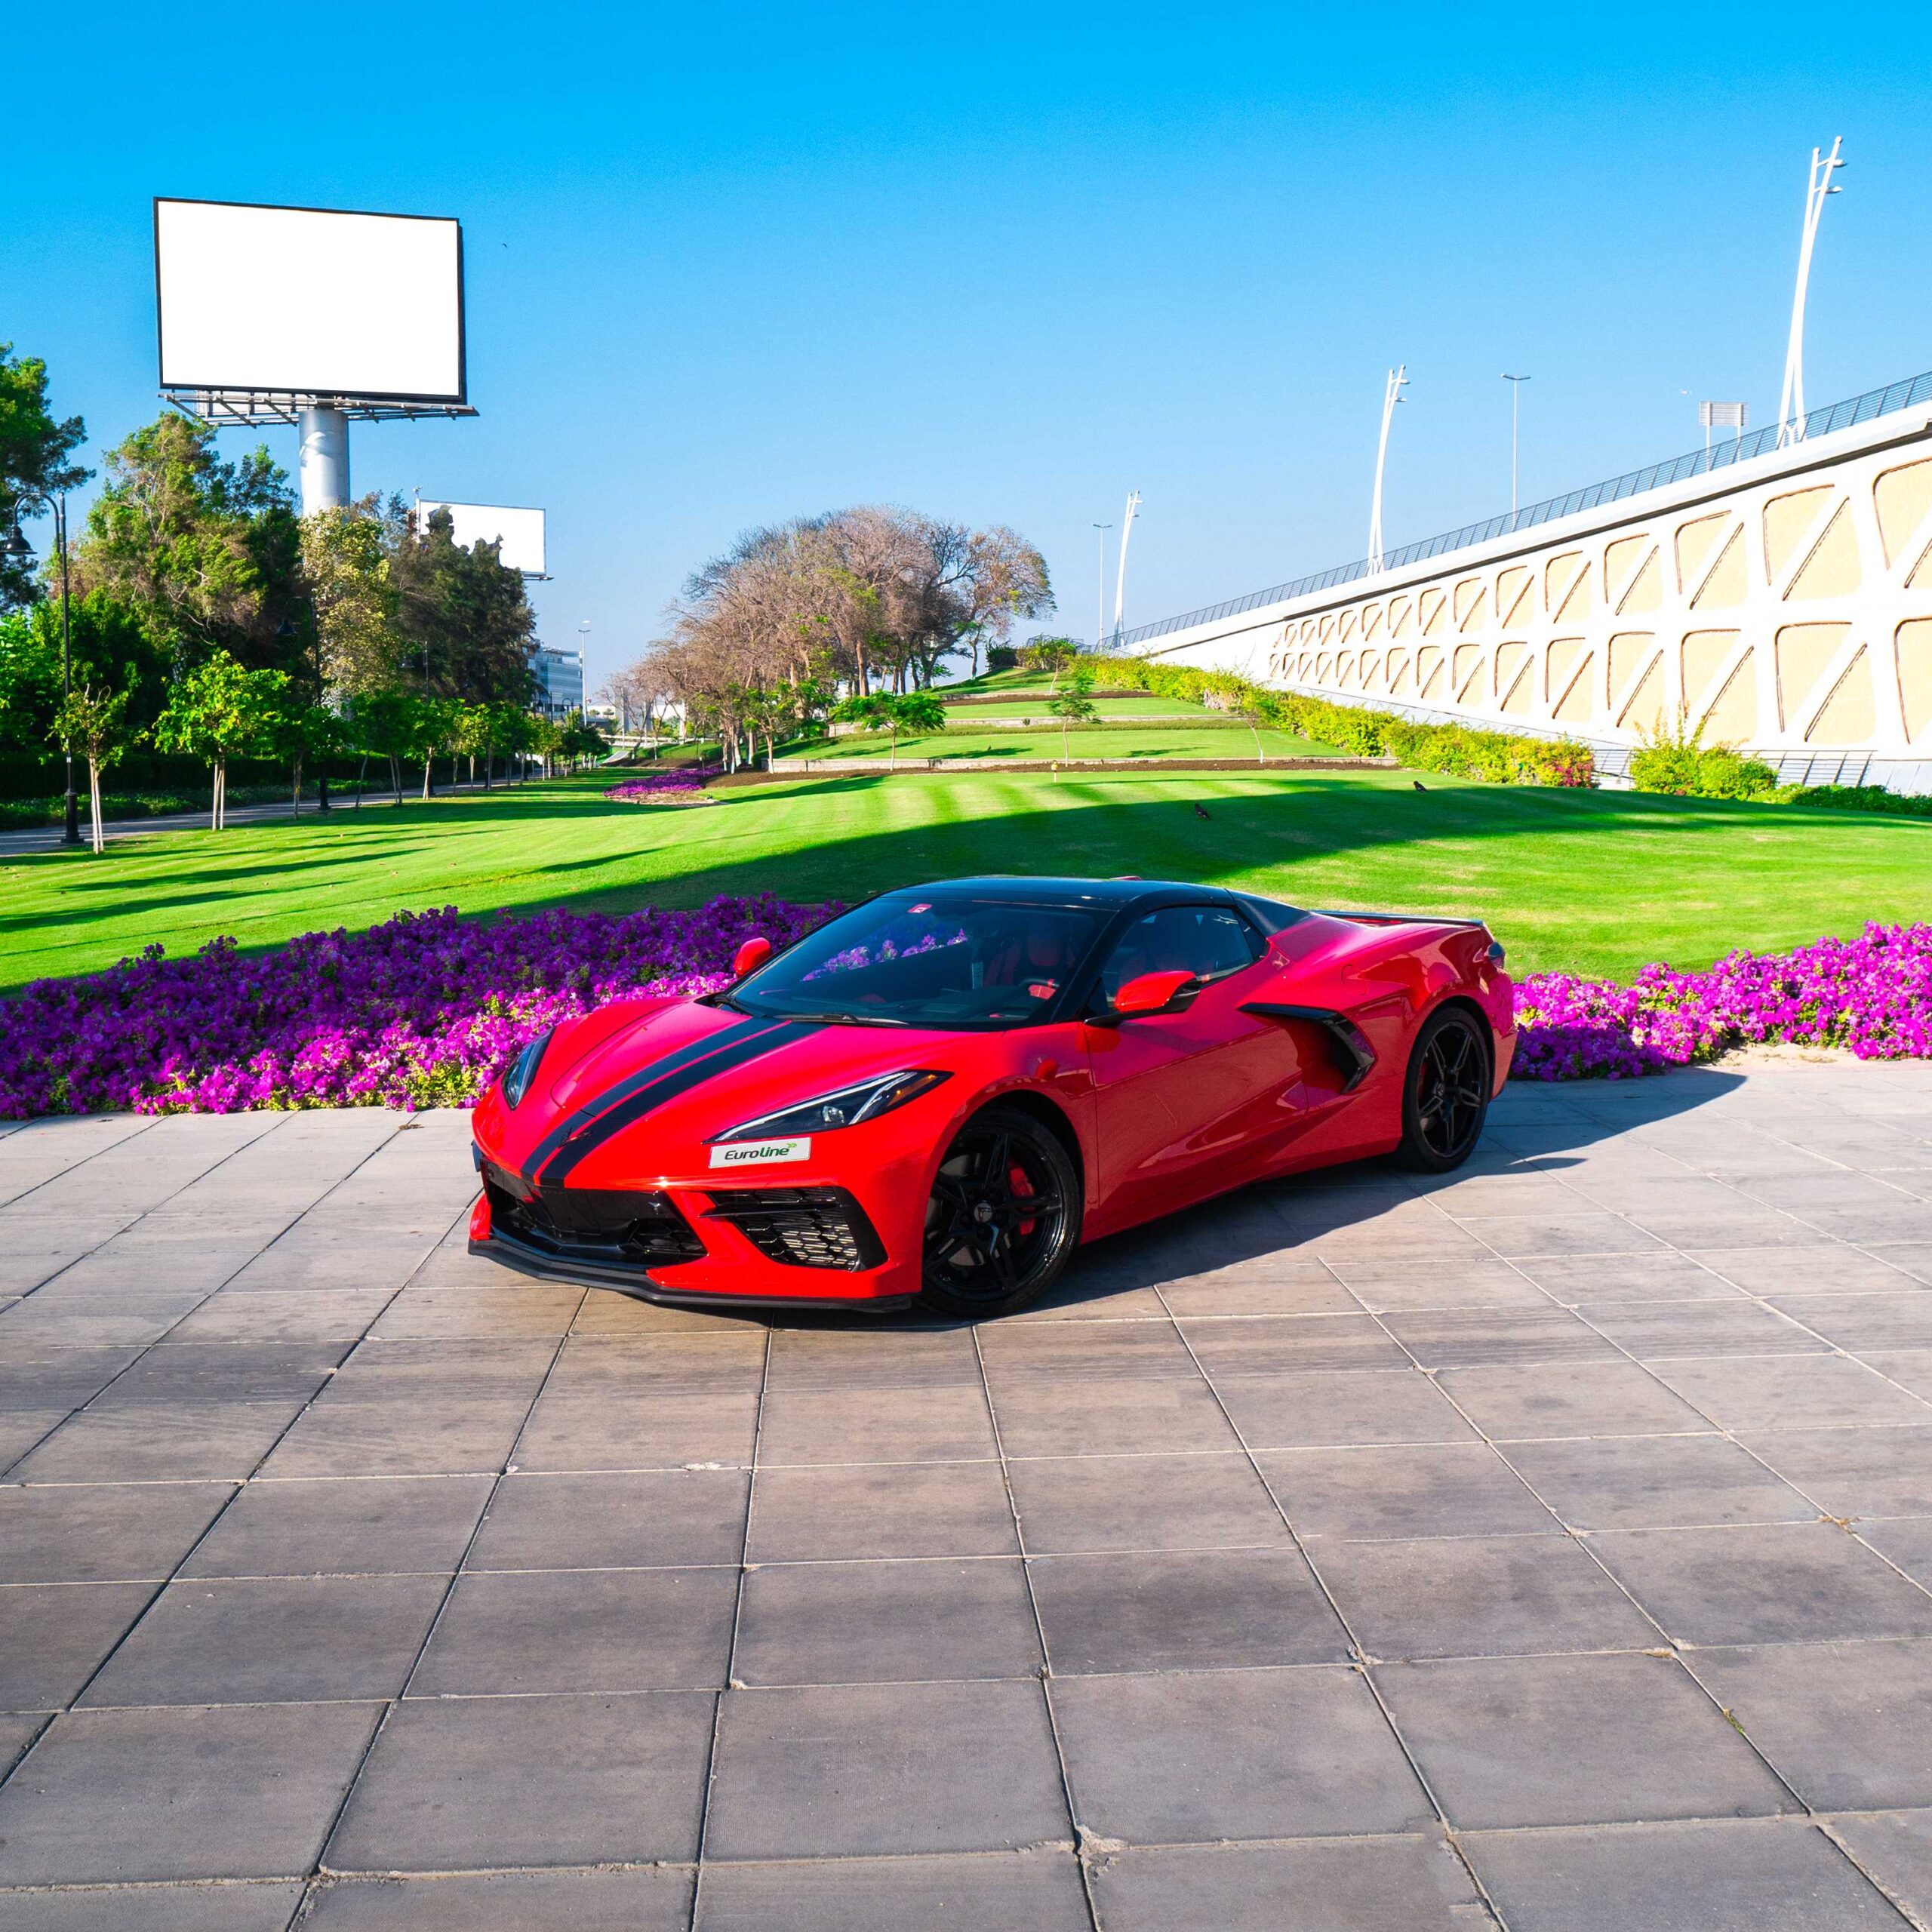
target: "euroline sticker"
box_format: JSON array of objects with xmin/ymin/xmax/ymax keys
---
[{"xmin": 709, "ymin": 1137, "xmax": 812, "ymax": 1168}]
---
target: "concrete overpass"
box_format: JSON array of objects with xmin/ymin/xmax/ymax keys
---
[{"xmin": 1125, "ymin": 371, "xmax": 1932, "ymax": 792}]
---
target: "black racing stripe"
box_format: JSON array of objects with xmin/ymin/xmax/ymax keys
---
[
  {"xmin": 534, "ymin": 1019, "xmax": 820, "ymax": 1186},
  {"xmin": 525, "ymin": 1017, "xmax": 788, "ymax": 1181}
]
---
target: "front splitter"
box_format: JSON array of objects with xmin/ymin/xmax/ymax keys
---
[{"xmin": 470, "ymin": 1232, "xmax": 912, "ymax": 1317}]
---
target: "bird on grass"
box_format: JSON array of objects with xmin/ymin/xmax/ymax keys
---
[
  {"xmin": 1192, "ymin": 802, "xmax": 1211, "ymax": 820},
  {"xmin": 1412, "ymin": 780, "xmax": 1427, "ymax": 792}
]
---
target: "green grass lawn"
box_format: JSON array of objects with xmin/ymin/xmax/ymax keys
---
[
  {"xmin": 943, "ymin": 691, "xmax": 1217, "ymax": 718},
  {"xmin": 798, "ymin": 724, "xmax": 1338, "ymax": 761},
  {"xmin": 8, "ymin": 766, "xmax": 1930, "ymax": 991}
]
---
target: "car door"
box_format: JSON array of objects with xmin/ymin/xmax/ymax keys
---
[{"xmin": 1081, "ymin": 902, "xmax": 1309, "ymax": 1232}]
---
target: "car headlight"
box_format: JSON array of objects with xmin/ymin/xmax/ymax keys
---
[
  {"xmin": 502, "ymin": 1029, "xmax": 554, "ymax": 1109},
  {"xmin": 711, "ymin": 1069, "xmax": 951, "ymax": 1143}
]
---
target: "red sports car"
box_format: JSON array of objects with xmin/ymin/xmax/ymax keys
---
[{"xmin": 469, "ymin": 877, "xmax": 1515, "ymax": 1318}]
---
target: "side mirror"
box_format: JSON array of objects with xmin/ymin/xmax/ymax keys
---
[
  {"xmin": 1111, "ymin": 969, "xmax": 1195, "ymax": 1017},
  {"xmin": 732, "ymin": 937, "xmax": 774, "ymax": 979}
]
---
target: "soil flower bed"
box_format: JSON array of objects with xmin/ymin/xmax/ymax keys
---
[
  {"xmin": 605, "ymin": 768, "xmax": 721, "ymax": 803},
  {"xmin": 2, "ymin": 906, "xmax": 1926, "ymax": 1117}
]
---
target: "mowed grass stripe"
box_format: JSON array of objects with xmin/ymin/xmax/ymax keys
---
[{"xmin": 4, "ymin": 768, "xmax": 1930, "ymax": 989}]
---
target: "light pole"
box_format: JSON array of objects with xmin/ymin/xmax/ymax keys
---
[
  {"xmin": 4, "ymin": 494, "xmax": 79, "ymax": 846},
  {"xmin": 1368, "ymin": 365, "xmax": 1407, "ymax": 574},
  {"xmin": 1112, "ymin": 492, "xmax": 1141, "ymax": 650},
  {"xmin": 1502, "ymin": 374, "xmax": 1531, "ymax": 517},
  {"xmin": 1091, "ymin": 524, "xmax": 1110, "ymax": 654},
  {"xmin": 1778, "ymin": 137, "xmax": 1844, "ymax": 447},
  {"xmin": 577, "ymin": 620, "xmax": 591, "ymax": 721}
]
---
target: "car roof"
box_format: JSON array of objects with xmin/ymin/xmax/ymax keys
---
[{"xmin": 878, "ymin": 875, "xmax": 1226, "ymax": 907}]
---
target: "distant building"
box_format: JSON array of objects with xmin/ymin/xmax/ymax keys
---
[{"xmin": 532, "ymin": 646, "xmax": 584, "ymax": 720}]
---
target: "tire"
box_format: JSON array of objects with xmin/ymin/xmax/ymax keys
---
[
  {"xmin": 918, "ymin": 1103, "xmax": 1083, "ymax": 1319},
  {"xmin": 1393, "ymin": 1005, "xmax": 1492, "ymax": 1173}
]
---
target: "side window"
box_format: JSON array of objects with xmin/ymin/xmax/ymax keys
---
[{"xmin": 1094, "ymin": 906, "xmax": 1263, "ymax": 1005}]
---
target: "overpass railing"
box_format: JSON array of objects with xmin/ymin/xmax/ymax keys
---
[{"xmin": 1114, "ymin": 368, "xmax": 1932, "ymax": 651}]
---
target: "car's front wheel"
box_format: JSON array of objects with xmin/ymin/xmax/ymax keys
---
[
  {"xmin": 1394, "ymin": 1005, "xmax": 1492, "ymax": 1172},
  {"xmin": 918, "ymin": 1104, "xmax": 1082, "ymax": 1318}
]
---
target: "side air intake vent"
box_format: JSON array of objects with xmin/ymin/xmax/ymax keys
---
[{"xmin": 705, "ymin": 1188, "xmax": 886, "ymax": 1271}]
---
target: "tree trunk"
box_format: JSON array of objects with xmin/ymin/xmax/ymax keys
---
[
  {"xmin": 210, "ymin": 761, "xmax": 220, "ymax": 832},
  {"xmin": 355, "ymin": 754, "xmax": 368, "ymax": 808},
  {"xmin": 389, "ymin": 755, "xmax": 403, "ymax": 804},
  {"xmin": 88, "ymin": 757, "xmax": 103, "ymax": 854},
  {"xmin": 292, "ymin": 752, "xmax": 303, "ymax": 817},
  {"xmin": 318, "ymin": 768, "xmax": 331, "ymax": 812},
  {"xmin": 421, "ymin": 757, "xmax": 433, "ymax": 800}
]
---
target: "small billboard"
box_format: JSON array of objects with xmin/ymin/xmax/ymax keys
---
[
  {"xmin": 416, "ymin": 502, "xmax": 546, "ymax": 577},
  {"xmin": 155, "ymin": 198, "xmax": 465, "ymax": 401}
]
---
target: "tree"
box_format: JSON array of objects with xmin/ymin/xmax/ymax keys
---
[
  {"xmin": 263, "ymin": 697, "xmax": 346, "ymax": 816},
  {"xmin": 49, "ymin": 684, "xmax": 133, "ymax": 854},
  {"xmin": 351, "ymin": 688, "xmax": 435, "ymax": 804},
  {"xmin": 1047, "ymin": 666, "xmax": 1099, "ymax": 764},
  {"xmin": 1022, "ymin": 637, "xmax": 1078, "ymax": 688},
  {"xmin": 833, "ymin": 691, "xmax": 945, "ymax": 770},
  {"xmin": 389, "ymin": 507, "xmax": 537, "ymax": 704},
  {"xmin": 300, "ymin": 502, "xmax": 399, "ymax": 697},
  {"xmin": 0, "ymin": 344, "xmax": 90, "ymax": 611},
  {"xmin": 152, "ymin": 651, "xmax": 287, "ymax": 829},
  {"xmin": 69, "ymin": 414, "xmax": 303, "ymax": 674}
]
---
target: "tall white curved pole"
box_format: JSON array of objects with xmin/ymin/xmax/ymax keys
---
[
  {"xmin": 1778, "ymin": 137, "xmax": 1844, "ymax": 447},
  {"xmin": 1368, "ymin": 365, "xmax": 1407, "ymax": 574},
  {"xmin": 1112, "ymin": 491, "xmax": 1141, "ymax": 648}
]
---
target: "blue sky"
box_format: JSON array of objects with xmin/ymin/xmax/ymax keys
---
[{"xmin": 10, "ymin": 2, "xmax": 1931, "ymax": 695}]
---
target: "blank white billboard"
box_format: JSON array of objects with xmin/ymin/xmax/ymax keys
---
[
  {"xmin": 417, "ymin": 502, "xmax": 546, "ymax": 576},
  {"xmin": 155, "ymin": 198, "xmax": 465, "ymax": 401}
]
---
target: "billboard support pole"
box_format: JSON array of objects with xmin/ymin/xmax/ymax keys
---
[{"xmin": 298, "ymin": 406, "xmax": 351, "ymax": 515}]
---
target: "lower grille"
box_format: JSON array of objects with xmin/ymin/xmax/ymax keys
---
[
  {"xmin": 481, "ymin": 1162, "xmax": 706, "ymax": 1267},
  {"xmin": 705, "ymin": 1187, "xmax": 887, "ymax": 1271}
]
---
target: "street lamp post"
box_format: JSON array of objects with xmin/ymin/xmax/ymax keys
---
[
  {"xmin": 1367, "ymin": 366, "xmax": 1407, "ymax": 574},
  {"xmin": 1502, "ymin": 374, "xmax": 1531, "ymax": 518},
  {"xmin": 1778, "ymin": 137, "xmax": 1845, "ymax": 447},
  {"xmin": 3, "ymin": 494, "xmax": 79, "ymax": 846}
]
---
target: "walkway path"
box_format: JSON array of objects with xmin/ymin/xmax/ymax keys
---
[{"xmin": 2, "ymin": 1063, "xmax": 1930, "ymax": 1927}]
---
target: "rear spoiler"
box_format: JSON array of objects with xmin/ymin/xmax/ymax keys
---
[{"xmin": 1313, "ymin": 909, "xmax": 1489, "ymax": 931}]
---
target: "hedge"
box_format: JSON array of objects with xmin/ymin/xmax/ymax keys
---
[{"xmin": 1091, "ymin": 654, "xmax": 1595, "ymax": 788}]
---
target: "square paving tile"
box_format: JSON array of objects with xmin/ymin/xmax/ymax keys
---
[
  {"xmin": 1654, "ymin": 1355, "xmax": 1932, "ymax": 1431},
  {"xmin": 1589, "ymin": 1522, "xmax": 1932, "ymax": 1647},
  {"xmin": 694, "ymin": 1851, "xmax": 1091, "ymax": 1931},
  {"xmin": 1823, "ymin": 1810, "xmax": 1932, "ymax": 1931},
  {"xmin": 1586, "ymin": 1300, "xmax": 1835, "ymax": 1358},
  {"xmin": 990, "ymin": 1374, "xmax": 1243, "ymax": 1456},
  {"xmin": 1374, "ymin": 1651, "xmax": 1796, "ymax": 1828},
  {"xmin": 544, "ymin": 1333, "xmax": 768, "ymax": 1396},
  {"xmin": 0, "ymin": 1481, "xmax": 235, "ymax": 1584},
  {"xmin": 1051, "ymin": 1665, "xmax": 1432, "ymax": 1843},
  {"xmin": 1180, "ymin": 1314, "xmax": 1411, "ymax": 1376},
  {"xmin": 0, "ymin": 1879, "xmax": 308, "ymax": 1930},
  {"xmin": 80, "ymin": 1574, "xmax": 448, "ymax": 1706},
  {"xmin": 411, "ymin": 1565, "xmax": 738, "ymax": 1694},
  {"xmin": 0, "ymin": 1701, "xmax": 383, "ymax": 1884},
  {"xmin": 1256, "ymin": 1442, "xmax": 1555, "ymax": 1541},
  {"xmin": 754, "ymin": 1384, "xmax": 996, "ymax": 1465},
  {"xmin": 1437, "ymin": 1359, "xmax": 1713, "ymax": 1440},
  {"xmin": 1464, "ymin": 1817, "xmax": 1900, "ymax": 1930},
  {"xmin": 11, "ymin": 1401, "xmax": 302, "ymax": 1483},
  {"xmin": 0, "ymin": 1583, "xmax": 155, "ymax": 1708},
  {"xmin": 1210, "ymin": 1367, "xmax": 1476, "ymax": 1447},
  {"xmin": 327, "ymin": 1690, "xmax": 715, "ymax": 1871},
  {"xmin": 734, "ymin": 1557, "xmax": 1042, "ymax": 1684},
  {"xmin": 763, "ymin": 1324, "xmax": 981, "ymax": 1390},
  {"xmin": 1158, "ymin": 1268, "xmax": 1361, "ymax": 1318},
  {"xmin": 258, "ymin": 1393, "xmax": 531, "ymax": 1478},
  {"xmin": 1087, "ymin": 1835, "xmax": 1491, "ymax": 1932},
  {"xmin": 1497, "ymin": 1434, "xmax": 1817, "ymax": 1531},
  {"xmin": 180, "ymin": 1475, "xmax": 492, "ymax": 1579},
  {"xmin": 1379, "ymin": 1306, "xmax": 1621, "ymax": 1367},
  {"xmin": 514, "ymin": 1388, "xmax": 760, "ymax": 1470},
  {"xmin": 465, "ymin": 1467, "xmax": 749, "ymax": 1569},
  {"xmin": 304, "ymin": 1867, "xmax": 693, "ymax": 1930},
  {"xmin": 1736, "ymin": 1426, "xmax": 1932, "ymax": 1519},
  {"xmin": 705, "ymin": 1679, "xmax": 1069, "ymax": 1858},
  {"xmin": 1008, "ymin": 1451, "xmax": 1290, "ymax": 1553},
  {"xmin": 1859, "ymin": 1517, "xmax": 1932, "ymax": 1588},
  {"xmin": 1767, "ymin": 1295, "xmax": 1932, "ymax": 1353},
  {"xmin": 1312, "ymin": 1533, "xmax": 1660, "ymax": 1660},
  {"xmin": 748, "ymin": 1461, "xmax": 1017, "ymax": 1561},
  {"xmin": 1694, "ymin": 1244, "xmax": 1924, "ymax": 1297},
  {"xmin": 1028, "ymin": 1547, "xmax": 1349, "ymax": 1673},
  {"xmin": 1520, "ymin": 1251, "xmax": 1748, "ymax": 1305},
  {"xmin": 978, "ymin": 1318, "xmax": 1197, "ymax": 1382},
  {"xmin": 1687, "ymin": 1640, "xmax": 1932, "ymax": 1808}
]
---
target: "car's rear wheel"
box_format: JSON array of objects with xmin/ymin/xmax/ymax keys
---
[
  {"xmin": 918, "ymin": 1104, "xmax": 1081, "ymax": 1318},
  {"xmin": 1394, "ymin": 1006, "xmax": 1492, "ymax": 1172}
]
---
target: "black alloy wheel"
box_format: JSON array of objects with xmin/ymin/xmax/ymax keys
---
[
  {"xmin": 919, "ymin": 1103, "xmax": 1082, "ymax": 1318},
  {"xmin": 1395, "ymin": 1006, "xmax": 1492, "ymax": 1173}
]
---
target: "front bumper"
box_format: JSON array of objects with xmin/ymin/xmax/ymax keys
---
[{"xmin": 466, "ymin": 1157, "xmax": 917, "ymax": 1309}]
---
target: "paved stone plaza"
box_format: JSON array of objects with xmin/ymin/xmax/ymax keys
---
[{"xmin": 2, "ymin": 1063, "xmax": 1932, "ymax": 1928}]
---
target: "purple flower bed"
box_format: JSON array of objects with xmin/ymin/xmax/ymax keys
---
[
  {"xmin": 3, "ymin": 902, "xmax": 1926, "ymax": 1118},
  {"xmin": 1512, "ymin": 921, "xmax": 1932, "ymax": 1079},
  {"xmin": 0, "ymin": 896, "xmax": 833, "ymax": 1118},
  {"xmin": 605, "ymin": 768, "xmax": 721, "ymax": 801}
]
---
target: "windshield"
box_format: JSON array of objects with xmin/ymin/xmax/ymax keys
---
[{"xmin": 729, "ymin": 895, "xmax": 1108, "ymax": 1029}]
